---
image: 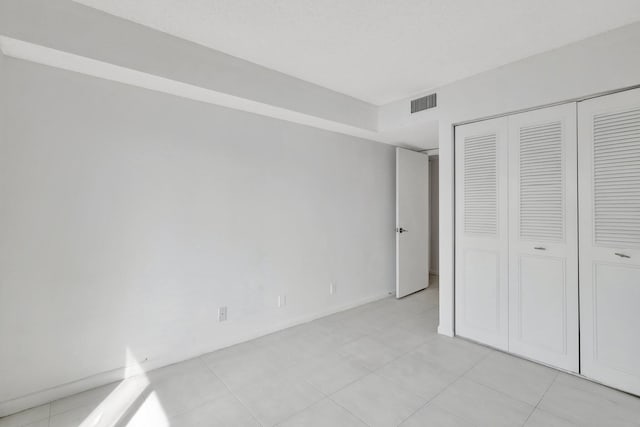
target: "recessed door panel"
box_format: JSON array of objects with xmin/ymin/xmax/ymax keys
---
[
  {"xmin": 517, "ymin": 255, "xmax": 566, "ymax": 354},
  {"xmin": 592, "ymin": 263, "xmax": 640, "ymax": 377},
  {"xmin": 462, "ymin": 249, "xmax": 500, "ymax": 332}
]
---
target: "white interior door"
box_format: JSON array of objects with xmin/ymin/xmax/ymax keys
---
[
  {"xmin": 578, "ymin": 88, "xmax": 640, "ymax": 395},
  {"xmin": 396, "ymin": 147, "xmax": 429, "ymax": 298},
  {"xmin": 507, "ymin": 104, "xmax": 579, "ymax": 371},
  {"xmin": 455, "ymin": 117, "xmax": 509, "ymax": 350}
]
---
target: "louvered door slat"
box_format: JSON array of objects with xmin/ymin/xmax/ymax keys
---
[
  {"xmin": 464, "ymin": 134, "xmax": 497, "ymax": 235},
  {"xmin": 519, "ymin": 121, "xmax": 564, "ymax": 241},
  {"xmin": 593, "ymin": 109, "xmax": 640, "ymax": 247}
]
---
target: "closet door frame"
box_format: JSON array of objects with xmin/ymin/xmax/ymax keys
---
[{"xmin": 452, "ymin": 85, "xmax": 640, "ymax": 390}]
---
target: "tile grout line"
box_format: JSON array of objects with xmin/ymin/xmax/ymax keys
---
[
  {"xmin": 364, "ymin": 317, "xmax": 438, "ymax": 351},
  {"xmin": 394, "ymin": 347, "xmax": 495, "ymax": 426},
  {"xmin": 198, "ymin": 306, "xmax": 385, "ymax": 427},
  {"xmin": 44, "ymin": 392, "xmax": 118, "ymax": 424},
  {"xmin": 270, "ymin": 330, "xmax": 378, "ymax": 427},
  {"xmin": 533, "ymin": 372, "xmax": 560, "ymax": 409},
  {"xmin": 323, "ymin": 336, "xmax": 417, "ymax": 398},
  {"xmin": 136, "ymin": 360, "xmax": 229, "ymax": 422},
  {"xmin": 302, "ymin": 295, "xmax": 446, "ymax": 426},
  {"xmin": 461, "ymin": 370, "xmax": 554, "ymax": 409},
  {"xmin": 321, "ymin": 305, "xmax": 441, "ymax": 426},
  {"xmin": 322, "ymin": 336, "xmax": 434, "ymax": 409},
  {"xmin": 452, "ymin": 355, "xmax": 562, "ymax": 425},
  {"xmin": 326, "ymin": 395, "xmax": 372, "ymax": 427},
  {"xmin": 276, "ymin": 396, "xmax": 369, "ymax": 427},
  {"xmin": 197, "ymin": 356, "xmax": 265, "ymax": 427},
  {"xmin": 266, "ymin": 361, "xmax": 341, "ymax": 426},
  {"xmin": 519, "ymin": 371, "xmax": 563, "ymax": 427},
  {"xmin": 201, "ymin": 350, "xmax": 341, "ymax": 427}
]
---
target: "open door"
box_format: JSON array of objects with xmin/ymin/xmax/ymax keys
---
[{"xmin": 396, "ymin": 147, "xmax": 429, "ymax": 298}]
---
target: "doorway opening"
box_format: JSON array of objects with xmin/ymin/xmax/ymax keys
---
[{"xmin": 429, "ymin": 155, "xmax": 439, "ymax": 280}]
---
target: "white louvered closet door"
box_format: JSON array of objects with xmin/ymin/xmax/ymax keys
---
[
  {"xmin": 455, "ymin": 117, "xmax": 509, "ymax": 350},
  {"xmin": 578, "ymin": 88, "xmax": 640, "ymax": 396},
  {"xmin": 507, "ymin": 104, "xmax": 579, "ymax": 371}
]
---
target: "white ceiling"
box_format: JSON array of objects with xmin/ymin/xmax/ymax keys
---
[{"xmin": 75, "ymin": 0, "xmax": 640, "ymax": 105}]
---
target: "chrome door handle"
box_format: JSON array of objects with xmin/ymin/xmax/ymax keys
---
[
  {"xmin": 534, "ymin": 247, "xmax": 546, "ymax": 251},
  {"xmin": 615, "ymin": 252, "xmax": 631, "ymax": 259}
]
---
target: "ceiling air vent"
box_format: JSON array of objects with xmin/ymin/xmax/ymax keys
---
[{"xmin": 411, "ymin": 93, "xmax": 437, "ymax": 114}]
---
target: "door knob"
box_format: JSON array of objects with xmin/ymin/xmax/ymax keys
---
[
  {"xmin": 396, "ymin": 227, "xmax": 408, "ymax": 233},
  {"xmin": 615, "ymin": 252, "xmax": 631, "ymax": 259}
]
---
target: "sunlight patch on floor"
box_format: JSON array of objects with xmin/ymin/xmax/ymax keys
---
[{"xmin": 78, "ymin": 349, "xmax": 169, "ymax": 427}]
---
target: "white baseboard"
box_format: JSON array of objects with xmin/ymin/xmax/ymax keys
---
[
  {"xmin": 0, "ymin": 291, "xmax": 390, "ymax": 417},
  {"xmin": 437, "ymin": 325, "xmax": 454, "ymax": 337}
]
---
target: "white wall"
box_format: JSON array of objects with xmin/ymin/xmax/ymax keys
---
[
  {"xmin": 426, "ymin": 22, "xmax": 640, "ymax": 336},
  {"xmin": 0, "ymin": 57, "xmax": 395, "ymax": 415}
]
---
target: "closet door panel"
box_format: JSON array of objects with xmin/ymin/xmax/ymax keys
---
[
  {"xmin": 579, "ymin": 88, "xmax": 640, "ymax": 395},
  {"xmin": 517, "ymin": 256, "xmax": 566, "ymax": 353},
  {"xmin": 455, "ymin": 117, "xmax": 509, "ymax": 350},
  {"xmin": 508, "ymin": 104, "xmax": 579, "ymax": 371}
]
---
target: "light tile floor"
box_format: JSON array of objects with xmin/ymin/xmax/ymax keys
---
[{"xmin": 3, "ymin": 276, "xmax": 640, "ymax": 427}]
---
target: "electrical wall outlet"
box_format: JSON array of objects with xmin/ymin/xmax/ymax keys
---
[
  {"xmin": 218, "ymin": 306, "xmax": 227, "ymax": 322},
  {"xmin": 277, "ymin": 295, "xmax": 287, "ymax": 307},
  {"xmin": 329, "ymin": 282, "xmax": 336, "ymax": 295}
]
